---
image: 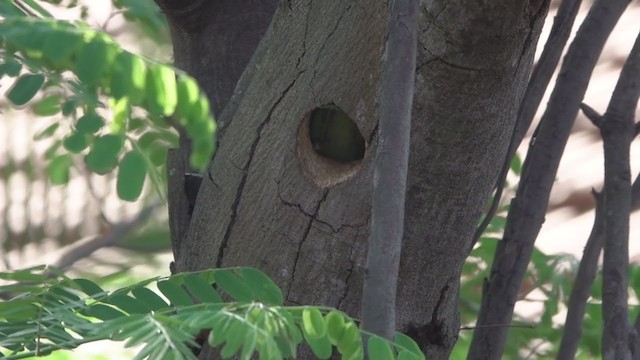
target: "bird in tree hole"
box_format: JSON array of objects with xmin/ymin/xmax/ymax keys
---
[{"xmin": 308, "ymin": 104, "xmax": 366, "ymax": 163}]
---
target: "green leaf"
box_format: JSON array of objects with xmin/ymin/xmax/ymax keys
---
[
  {"xmin": 61, "ymin": 99, "xmax": 78, "ymax": 116},
  {"xmin": 110, "ymin": 51, "xmax": 146, "ymax": 103},
  {"xmin": 63, "ymin": 132, "xmax": 89, "ymax": 153},
  {"xmin": 156, "ymin": 279, "xmax": 192, "ymax": 306},
  {"xmin": 117, "ymin": 150, "xmax": 147, "ymax": 201},
  {"xmin": 394, "ymin": 333, "xmax": 424, "ymax": 360},
  {"xmin": 239, "ymin": 329, "xmax": 257, "ymax": 360},
  {"xmin": 48, "ymin": 154, "xmax": 72, "ymax": 184},
  {"xmin": 304, "ymin": 331, "xmax": 332, "ymax": 359},
  {"xmin": 108, "ymin": 294, "xmax": 151, "ymax": 314},
  {"xmin": 34, "ymin": 123, "xmax": 59, "ymax": 140},
  {"xmin": 130, "ymin": 287, "xmax": 169, "ymax": 311},
  {"xmin": 214, "ymin": 270, "xmax": 255, "ymax": 302},
  {"xmin": 368, "ymin": 336, "xmax": 395, "ymax": 360},
  {"xmin": 72, "ymin": 278, "xmax": 105, "ymax": 297},
  {"xmin": 110, "ymin": 97, "xmax": 129, "ymax": 133},
  {"xmin": 76, "ymin": 112, "xmax": 105, "ymax": 134},
  {"xmin": 148, "ymin": 143, "xmax": 168, "ymax": 167},
  {"xmin": 510, "ymin": 156, "xmax": 522, "ymax": 175},
  {"xmin": 0, "ymin": 2, "xmax": 26, "ymax": 17},
  {"xmin": 84, "ymin": 134, "xmax": 123, "ymax": 174},
  {"xmin": 175, "ymin": 75, "xmax": 200, "ymax": 119},
  {"xmin": 209, "ymin": 315, "xmax": 233, "ymax": 347},
  {"xmin": 76, "ymin": 36, "xmax": 114, "ymax": 87},
  {"xmin": 32, "ymin": 94, "xmax": 62, "ymax": 116},
  {"xmin": 145, "ymin": 63, "xmax": 177, "ymax": 116},
  {"xmin": 397, "ymin": 350, "xmax": 421, "ymax": 360},
  {"xmin": 0, "ymin": 59, "xmax": 22, "ymax": 77},
  {"xmin": 19, "ymin": 0, "xmax": 53, "ymax": 18},
  {"xmin": 220, "ymin": 320, "xmax": 245, "ymax": 359},
  {"xmin": 86, "ymin": 304, "xmax": 126, "ymax": 320},
  {"xmin": 6, "ymin": 73, "xmax": 45, "ymax": 106},
  {"xmin": 238, "ymin": 267, "xmax": 283, "ymax": 305},
  {"xmin": 337, "ymin": 321, "xmax": 361, "ymax": 356},
  {"xmin": 0, "ymin": 265, "xmax": 47, "ymax": 281},
  {"xmin": 183, "ymin": 274, "xmax": 222, "ymax": 303},
  {"xmin": 302, "ymin": 308, "xmax": 326, "ymax": 339},
  {"xmin": 325, "ymin": 311, "xmax": 346, "ymax": 345},
  {"xmin": 43, "ymin": 28, "xmax": 82, "ymax": 68}
]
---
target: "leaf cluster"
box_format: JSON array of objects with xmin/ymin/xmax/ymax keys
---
[
  {"xmin": 0, "ymin": 265, "xmax": 426, "ymax": 360},
  {"xmin": 0, "ymin": 13, "xmax": 214, "ymax": 201}
]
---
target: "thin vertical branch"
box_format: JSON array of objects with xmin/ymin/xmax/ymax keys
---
[
  {"xmin": 468, "ymin": 1, "xmax": 631, "ymax": 359},
  {"xmin": 599, "ymin": 30, "xmax": 640, "ymax": 360},
  {"xmin": 471, "ymin": 0, "xmax": 582, "ymax": 250},
  {"xmin": 556, "ymin": 188, "xmax": 604, "ymax": 359},
  {"xmin": 361, "ymin": 0, "xmax": 419, "ymax": 340}
]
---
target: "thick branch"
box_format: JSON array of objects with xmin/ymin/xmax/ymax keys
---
[
  {"xmin": 599, "ymin": 29, "xmax": 640, "ymax": 360},
  {"xmin": 361, "ymin": 0, "xmax": 419, "ymax": 340},
  {"xmin": 468, "ymin": 1, "xmax": 631, "ymax": 359}
]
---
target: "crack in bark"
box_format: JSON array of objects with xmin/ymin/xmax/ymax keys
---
[
  {"xmin": 336, "ymin": 231, "xmax": 359, "ymax": 309},
  {"xmin": 514, "ymin": 0, "xmax": 549, "ymax": 76},
  {"xmin": 276, "ymin": 182, "xmax": 368, "ymax": 233},
  {"xmin": 407, "ymin": 283, "xmax": 451, "ymax": 348},
  {"xmin": 310, "ymin": 4, "xmax": 352, "ymax": 85},
  {"xmin": 215, "ymin": 72, "xmax": 304, "ymax": 268},
  {"xmin": 285, "ymin": 189, "xmax": 329, "ymax": 299},
  {"xmin": 295, "ymin": 0, "xmax": 312, "ymax": 69}
]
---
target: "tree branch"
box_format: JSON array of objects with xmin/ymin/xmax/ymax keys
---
[
  {"xmin": 580, "ymin": 102, "xmax": 604, "ymax": 128},
  {"xmin": 599, "ymin": 29, "xmax": 640, "ymax": 360},
  {"xmin": 468, "ymin": 1, "xmax": 631, "ymax": 358},
  {"xmin": 52, "ymin": 203, "xmax": 163, "ymax": 271},
  {"xmin": 361, "ymin": 0, "xmax": 419, "ymax": 340},
  {"xmin": 470, "ymin": 0, "xmax": 582, "ymax": 252}
]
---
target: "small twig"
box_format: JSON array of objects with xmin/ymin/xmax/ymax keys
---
[
  {"xmin": 102, "ymin": 10, "xmax": 125, "ymax": 32},
  {"xmin": 579, "ymin": 103, "xmax": 603, "ymax": 128},
  {"xmin": 51, "ymin": 203, "xmax": 162, "ymax": 270},
  {"xmin": 460, "ymin": 323, "xmax": 535, "ymax": 330}
]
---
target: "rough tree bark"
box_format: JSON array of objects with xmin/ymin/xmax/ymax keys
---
[{"xmin": 158, "ymin": 1, "xmax": 548, "ymax": 358}]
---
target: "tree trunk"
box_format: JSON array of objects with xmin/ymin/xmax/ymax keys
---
[{"xmin": 162, "ymin": 1, "xmax": 549, "ymax": 358}]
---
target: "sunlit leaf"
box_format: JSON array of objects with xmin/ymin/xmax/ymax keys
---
[
  {"xmin": 302, "ymin": 308, "xmax": 326, "ymax": 339},
  {"xmin": 110, "ymin": 51, "xmax": 146, "ymax": 104},
  {"xmin": 145, "ymin": 63, "xmax": 177, "ymax": 116},
  {"xmin": 76, "ymin": 36, "xmax": 114, "ymax": 87},
  {"xmin": 325, "ymin": 311, "xmax": 345, "ymax": 345},
  {"xmin": 368, "ymin": 336, "xmax": 395, "ymax": 360}
]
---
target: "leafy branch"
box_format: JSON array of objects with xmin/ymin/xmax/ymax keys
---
[{"xmin": 0, "ymin": 265, "xmax": 426, "ymax": 360}]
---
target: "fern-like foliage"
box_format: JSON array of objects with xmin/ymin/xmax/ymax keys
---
[
  {"xmin": 0, "ymin": 266, "xmax": 426, "ymax": 360},
  {"xmin": 0, "ymin": 11, "xmax": 214, "ymax": 202}
]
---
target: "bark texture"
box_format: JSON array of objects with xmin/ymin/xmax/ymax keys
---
[{"xmin": 164, "ymin": 1, "xmax": 547, "ymax": 358}]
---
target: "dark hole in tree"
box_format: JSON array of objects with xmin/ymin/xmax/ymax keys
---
[{"xmin": 308, "ymin": 104, "xmax": 365, "ymax": 164}]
